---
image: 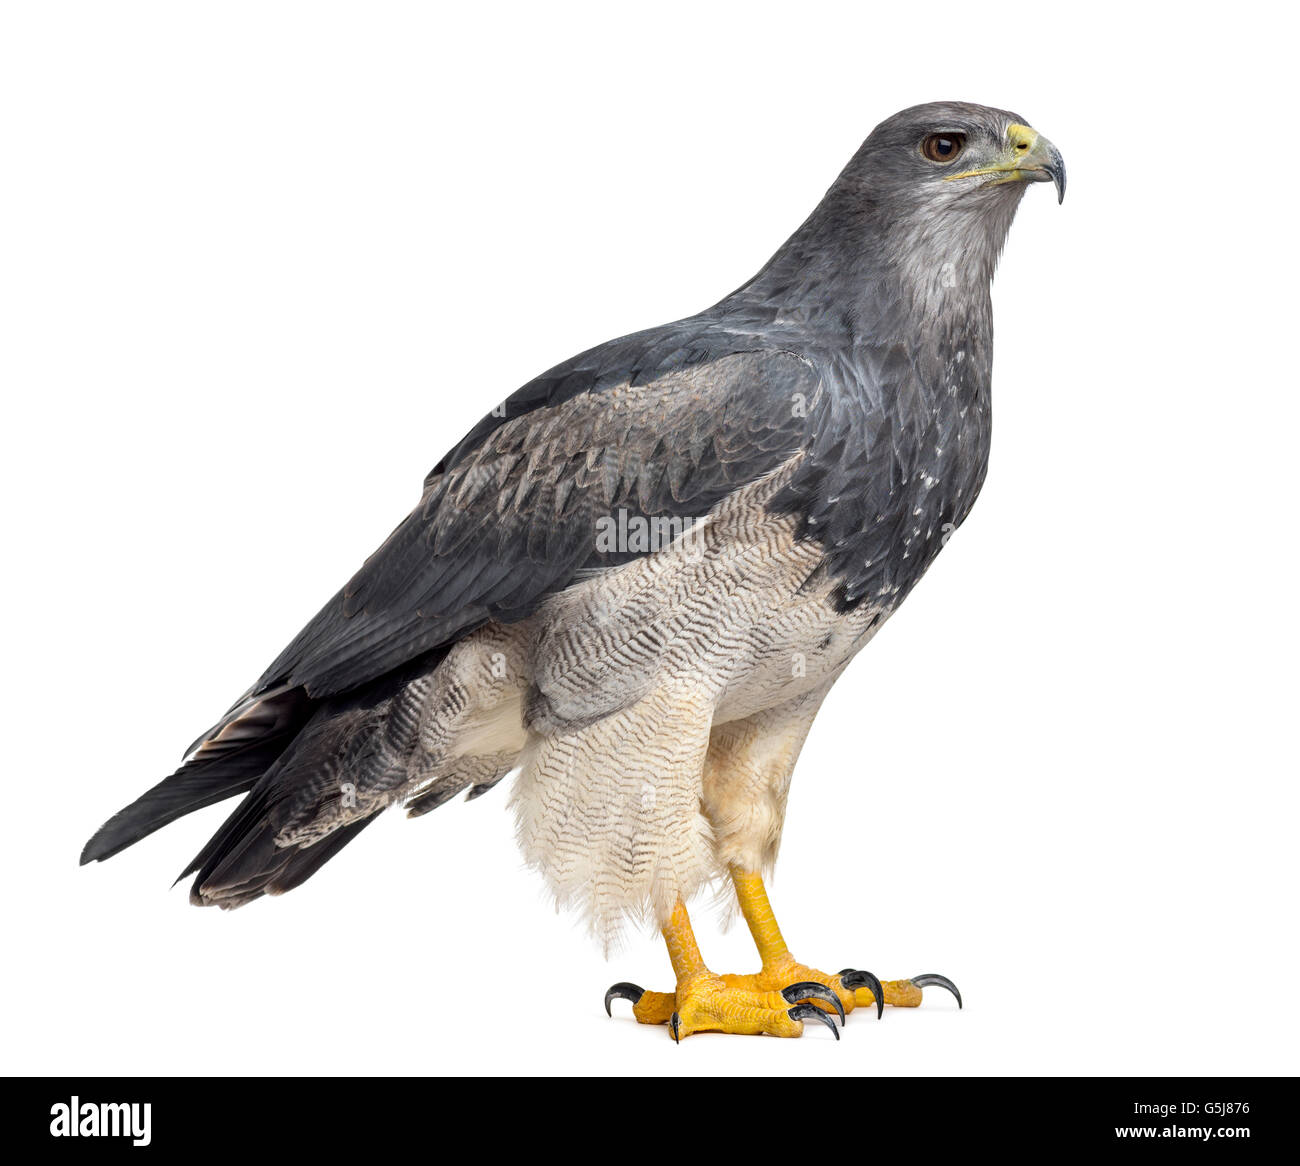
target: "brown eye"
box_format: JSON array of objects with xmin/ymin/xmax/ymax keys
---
[{"xmin": 921, "ymin": 133, "xmax": 966, "ymax": 163}]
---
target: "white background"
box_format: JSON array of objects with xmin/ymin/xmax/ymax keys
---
[{"xmin": 2, "ymin": 0, "xmax": 1296, "ymax": 1078}]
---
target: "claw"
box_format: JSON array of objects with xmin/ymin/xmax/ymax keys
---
[
  {"xmin": 910, "ymin": 972, "xmax": 963, "ymax": 1009},
  {"xmin": 781, "ymin": 980, "xmax": 846, "ymax": 1025},
  {"xmin": 670, "ymin": 1011, "xmax": 682, "ymax": 1043},
  {"xmin": 603, "ymin": 981, "xmax": 646, "ymax": 1017},
  {"xmin": 839, "ymin": 968, "xmax": 885, "ymax": 1018},
  {"xmin": 787, "ymin": 1003, "xmax": 840, "ymax": 1039}
]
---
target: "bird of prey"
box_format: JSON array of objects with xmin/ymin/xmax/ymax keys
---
[{"xmin": 83, "ymin": 101, "xmax": 1063, "ymax": 1040}]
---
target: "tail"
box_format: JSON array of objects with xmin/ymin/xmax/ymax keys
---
[
  {"xmin": 82, "ymin": 650, "xmax": 459, "ymax": 908},
  {"xmin": 80, "ymin": 689, "xmax": 312, "ymax": 865},
  {"xmin": 175, "ymin": 782, "xmax": 377, "ymax": 910}
]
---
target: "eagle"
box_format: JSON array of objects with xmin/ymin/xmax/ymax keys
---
[{"xmin": 83, "ymin": 101, "xmax": 1064, "ymax": 1040}]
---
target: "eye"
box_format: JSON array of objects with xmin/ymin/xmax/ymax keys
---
[{"xmin": 921, "ymin": 133, "xmax": 966, "ymax": 163}]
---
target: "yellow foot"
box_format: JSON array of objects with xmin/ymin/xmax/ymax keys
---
[
  {"xmin": 727, "ymin": 959, "xmax": 958, "ymax": 1018},
  {"xmin": 606, "ymin": 964, "xmax": 960, "ymax": 1034},
  {"xmin": 835, "ymin": 969, "xmax": 963, "ymax": 1014},
  {"xmin": 605, "ymin": 971, "xmax": 842, "ymax": 1040},
  {"xmin": 605, "ymin": 891, "xmax": 961, "ymax": 1039}
]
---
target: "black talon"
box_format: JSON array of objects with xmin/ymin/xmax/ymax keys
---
[
  {"xmin": 787, "ymin": 1003, "xmax": 840, "ymax": 1039},
  {"xmin": 604, "ymin": 981, "xmax": 645, "ymax": 1017},
  {"xmin": 670, "ymin": 1012, "xmax": 682, "ymax": 1043},
  {"xmin": 839, "ymin": 968, "xmax": 885, "ymax": 1018},
  {"xmin": 910, "ymin": 972, "xmax": 963, "ymax": 1009},
  {"xmin": 781, "ymin": 981, "xmax": 846, "ymax": 1025}
]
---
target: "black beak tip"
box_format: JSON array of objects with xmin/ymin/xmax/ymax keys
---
[{"xmin": 1047, "ymin": 149, "xmax": 1066, "ymax": 204}]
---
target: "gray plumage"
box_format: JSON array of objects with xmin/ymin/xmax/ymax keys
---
[{"xmin": 82, "ymin": 102, "xmax": 1063, "ymax": 942}]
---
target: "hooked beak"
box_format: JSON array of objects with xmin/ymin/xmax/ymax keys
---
[{"xmin": 945, "ymin": 122, "xmax": 1066, "ymax": 204}]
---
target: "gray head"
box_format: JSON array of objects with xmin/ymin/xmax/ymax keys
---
[
  {"xmin": 733, "ymin": 101, "xmax": 1064, "ymax": 324},
  {"xmin": 838, "ymin": 101, "xmax": 1065, "ymax": 318},
  {"xmin": 849, "ymin": 101, "xmax": 1065, "ymax": 210}
]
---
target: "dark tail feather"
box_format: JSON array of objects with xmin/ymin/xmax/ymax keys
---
[
  {"xmin": 80, "ymin": 690, "xmax": 312, "ymax": 865},
  {"xmin": 184, "ymin": 808, "xmax": 375, "ymax": 909},
  {"xmin": 179, "ymin": 661, "xmax": 435, "ymax": 908},
  {"xmin": 88, "ymin": 650, "xmax": 450, "ymax": 907}
]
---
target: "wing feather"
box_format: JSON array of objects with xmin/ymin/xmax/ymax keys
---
[{"xmin": 250, "ymin": 330, "xmax": 820, "ymax": 703}]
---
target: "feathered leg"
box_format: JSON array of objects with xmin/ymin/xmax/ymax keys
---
[{"xmin": 606, "ymin": 685, "xmax": 962, "ymax": 1035}]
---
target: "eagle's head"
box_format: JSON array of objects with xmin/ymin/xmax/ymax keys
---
[
  {"xmin": 725, "ymin": 100, "xmax": 1065, "ymax": 323},
  {"xmin": 825, "ymin": 101, "xmax": 1066, "ymax": 314},
  {"xmin": 856, "ymin": 100, "xmax": 1065, "ymax": 208}
]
